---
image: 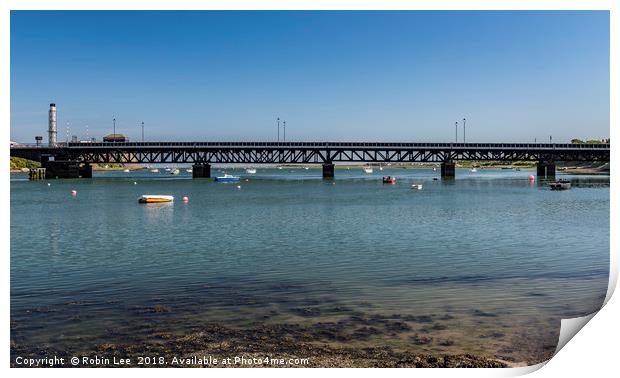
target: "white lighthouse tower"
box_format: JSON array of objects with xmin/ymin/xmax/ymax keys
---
[{"xmin": 48, "ymin": 103, "xmax": 57, "ymax": 147}]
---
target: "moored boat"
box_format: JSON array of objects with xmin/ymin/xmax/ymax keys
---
[
  {"xmin": 150, "ymin": 168, "xmax": 159, "ymax": 173},
  {"xmin": 411, "ymin": 184, "xmax": 423, "ymax": 190},
  {"xmin": 215, "ymin": 174, "xmax": 240, "ymax": 182},
  {"xmin": 138, "ymin": 195, "xmax": 174, "ymax": 203},
  {"xmin": 170, "ymin": 168, "xmax": 180, "ymax": 175},
  {"xmin": 382, "ymin": 176, "xmax": 397, "ymax": 184},
  {"xmin": 549, "ymin": 179, "xmax": 571, "ymax": 190},
  {"xmin": 363, "ymin": 167, "xmax": 373, "ymax": 174},
  {"xmin": 245, "ymin": 168, "xmax": 256, "ymax": 174}
]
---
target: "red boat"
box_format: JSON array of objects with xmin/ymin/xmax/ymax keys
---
[{"xmin": 382, "ymin": 176, "xmax": 397, "ymax": 184}]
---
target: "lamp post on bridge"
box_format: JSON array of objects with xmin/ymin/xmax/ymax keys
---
[
  {"xmin": 277, "ymin": 117, "xmax": 280, "ymax": 142},
  {"xmin": 463, "ymin": 118, "xmax": 466, "ymax": 143},
  {"xmin": 283, "ymin": 120, "xmax": 286, "ymax": 142},
  {"xmin": 141, "ymin": 121, "xmax": 145, "ymax": 142},
  {"xmin": 455, "ymin": 121, "xmax": 458, "ymax": 143}
]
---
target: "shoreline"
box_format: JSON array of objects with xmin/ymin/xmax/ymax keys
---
[{"xmin": 10, "ymin": 322, "xmax": 512, "ymax": 368}]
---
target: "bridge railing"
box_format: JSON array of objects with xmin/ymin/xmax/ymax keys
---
[{"xmin": 11, "ymin": 141, "xmax": 610, "ymax": 149}]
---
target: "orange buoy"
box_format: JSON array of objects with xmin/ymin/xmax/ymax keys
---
[{"xmin": 529, "ymin": 175, "xmax": 535, "ymax": 181}]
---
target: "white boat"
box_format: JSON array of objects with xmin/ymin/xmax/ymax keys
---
[
  {"xmin": 138, "ymin": 195, "xmax": 174, "ymax": 203},
  {"xmin": 186, "ymin": 169, "xmax": 193, "ymax": 173},
  {"xmin": 277, "ymin": 167, "xmax": 283, "ymax": 170},
  {"xmin": 470, "ymin": 168, "xmax": 478, "ymax": 172},
  {"xmin": 246, "ymin": 168, "xmax": 257, "ymax": 174},
  {"xmin": 164, "ymin": 168, "xmax": 171, "ymax": 172},
  {"xmin": 215, "ymin": 174, "xmax": 241, "ymax": 182},
  {"xmin": 123, "ymin": 169, "xmax": 130, "ymax": 173},
  {"xmin": 411, "ymin": 184, "xmax": 423, "ymax": 190},
  {"xmin": 150, "ymin": 168, "xmax": 159, "ymax": 173},
  {"xmin": 379, "ymin": 166, "xmax": 383, "ymax": 171},
  {"xmin": 363, "ymin": 167, "xmax": 373, "ymax": 174},
  {"xmin": 304, "ymin": 167, "xmax": 309, "ymax": 170},
  {"xmin": 170, "ymin": 168, "xmax": 180, "ymax": 175}
]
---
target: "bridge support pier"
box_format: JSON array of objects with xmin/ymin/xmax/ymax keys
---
[
  {"xmin": 441, "ymin": 162, "xmax": 455, "ymax": 179},
  {"xmin": 536, "ymin": 161, "xmax": 556, "ymax": 179},
  {"xmin": 322, "ymin": 163, "xmax": 335, "ymax": 179},
  {"xmin": 79, "ymin": 163, "xmax": 92, "ymax": 178},
  {"xmin": 192, "ymin": 163, "xmax": 211, "ymax": 178},
  {"xmin": 43, "ymin": 160, "xmax": 81, "ymax": 179}
]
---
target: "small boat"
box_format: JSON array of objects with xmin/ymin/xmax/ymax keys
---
[
  {"xmin": 549, "ymin": 179, "xmax": 571, "ymax": 190},
  {"xmin": 170, "ymin": 168, "xmax": 180, "ymax": 175},
  {"xmin": 277, "ymin": 167, "xmax": 283, "ymax": 170},
  {"xmin": 246, "ymin": 168, "xmax": 257, "ymax": 174},
  {"xmin": 123, "ymin": 169, "xmax": 130, "ymax": 173},
  {"xmin": 411, "ymin": 184, "xmax": 423, "ymax": 190},
  {"xmin": 150, "ymin": 168, "xmax": 159, "ymax": 173},
  {"xmin": 470, "ymin": 168, "xmax": 477, "ymax": 172},
  {"xmin": 164, "ymin": 168, "xmax": 171, "ymax": 172},
  {"xmin": 379, "ymin": 166, "xmax": 383, "ymax": 171},
  {"xmin": 215, "ymin": 174, "xmax": 240, "ymax": 182},
  {"xmin": 382, "ymin": 176, "xmax": 396, "ymax": 184},
  {"xmin": 138, "ymin": 195, "xmax": 174, "ymax": 203},
  {"xmin": 304, "ymin": 167, "xmax": 309, "ymax": 170},
  {"xmin": 433, "ymin": 167, "xmax": 437, "ymax": 171},
  {"xmin": 363, "ymin": 167, "xmax": 373, "ymax": 174}
]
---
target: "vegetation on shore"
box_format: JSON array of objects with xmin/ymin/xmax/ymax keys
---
[
  {"xmin": 10, "ymin": 157, "xmax": 40, "ymax": 171},
  {"xmin": 571, "ymin": 138, "xmax": 609, "ymax": 144}
]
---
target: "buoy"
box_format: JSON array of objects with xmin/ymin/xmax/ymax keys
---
[
  {"xmin": 133, "ymin": 181, "xmax": 137, "ymax": 185},
  {"xmin": 71, "ymin": 190, "xmax": 77, "ymax": 196},
  {"xmin": 47, "ymin": 183, "xmax": 51, "ymax": 186},
  {"xmin": 529, "ymin": 175, "xmax": 535, "ymax": 181},
  {"xmin": 182, "ymin": 196, "xmax": 189, "ymax": 202},
  {"xmin": 237, "ymin": 185, "xmax": 241, "ymax": 189}
]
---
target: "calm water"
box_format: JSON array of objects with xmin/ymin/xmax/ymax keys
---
[{"xmin": 10, "ymin": 167, "xmax": 609, "ymax": 364}]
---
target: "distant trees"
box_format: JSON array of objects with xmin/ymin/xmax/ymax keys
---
[{"xmin": 571, "ymin": 138, "xmax": 609, "ymax": 144}]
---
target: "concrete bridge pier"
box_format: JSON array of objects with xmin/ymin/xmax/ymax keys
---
[
  {"xmin": 192, "ymin": 163, "xmax": 211, "ymax": 178},
  {"xmin": 441, "ymin": 162, "xmax": 456, "ymax": 179},
  {"xmin": 537, "ymin": 161, "xmax": 556, "ymax": 179},
  {"xmin": 79, "ymin": 163, "xmax": 93, "ymax": 178},
  {"xmin": 43, "ymin": 160, "xmax": 81, "ymax": 179},
  {"xmin": 322, "ymin": 162, "xmax": 335, "ymax": 179}
]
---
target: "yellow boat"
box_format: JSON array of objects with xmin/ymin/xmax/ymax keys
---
[{"xmin": 138, "ymin": 195, "xmax": 174, "ymax": 203}]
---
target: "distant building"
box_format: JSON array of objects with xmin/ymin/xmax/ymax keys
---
[{"xmin": 103, "ymin": 133, "xmax": 128, "ymax": 142}]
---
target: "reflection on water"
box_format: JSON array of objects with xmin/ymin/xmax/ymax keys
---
[{"xmin": 10, "ymin": 168, "xmax": 609, "ymax": 365}]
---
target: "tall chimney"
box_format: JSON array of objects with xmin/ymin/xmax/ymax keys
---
[{"xmin": 48, "ymin": 103, "xmax": 57, "ymax": 147}]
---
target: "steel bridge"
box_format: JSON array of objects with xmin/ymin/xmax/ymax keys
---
[{"xmin": 10, "ymin": 141, "xmax": 610, "ymax": 179}]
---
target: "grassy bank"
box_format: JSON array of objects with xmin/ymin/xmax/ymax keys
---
[{"xmin": 10, "ymin": 157, "xmax": 40, "ymax": 171}]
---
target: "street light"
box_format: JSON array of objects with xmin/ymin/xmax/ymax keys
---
[
  {"xmin": 141, "ymin": 121, "xmax": 145, "ymax": 142},
  {"xmin": 455, "ymin": 121, "xmax": 458, "ymax": 143},
  {"xmin": 113, "ymin": 117, "xmax": 116, "ymax": 136},
  {"xmin": 277, "ymin": 117, "xmax": 280, "ymax": 142},
  {"xmin": 283, "ymin": 120, "xmax": 286, "ymax": 142},
  {"xmin": 463, "ymin": 118, "xmax": 466, "ymax": 143}
]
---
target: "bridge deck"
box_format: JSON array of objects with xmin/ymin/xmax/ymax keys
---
[{"xmin": 10, "ymin": 141, "xmax": 610, "ymax": 164}]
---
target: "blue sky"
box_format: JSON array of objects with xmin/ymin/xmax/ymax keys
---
[{"xmin": 10, "ymin": 11, "xmax": 609, "ymax": 143}]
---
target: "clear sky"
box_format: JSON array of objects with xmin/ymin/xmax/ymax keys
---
[{"xmin": 10, "ymin": 11, "xmax": 609, "ymax": 143}]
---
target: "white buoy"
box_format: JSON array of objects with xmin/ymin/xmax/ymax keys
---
[
  {"xmin": 237, "ymin": 185, "xmax": 241, "ymax": 189},
  {"xmin": 133, "ymin": 181, "xmax": 137, "ymax": 185},
  {"xmin": 71, "ymin": 190, "xmax": 77, "ymax": 196},
  {"xmin": 47, "ymin": 183, "xmax": 51, "ymax": 186},
  {"xmin": 182, "ymin": 196, "xmax": 189, "ymax": 202}
]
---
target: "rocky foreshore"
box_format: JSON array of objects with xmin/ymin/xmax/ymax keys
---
[{"xmin": 11, "ymin": 323, "xmax": 508, "ymax": 368}]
